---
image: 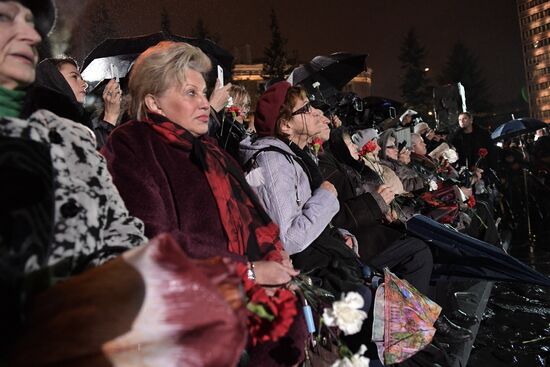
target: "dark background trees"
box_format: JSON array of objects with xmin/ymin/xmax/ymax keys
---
[
  {"xmin": 439, "ymin": 41, "xmax": 492, "ymax": 113},
  {"xmin": 261, "ymin": 9, "xmax": 288, "ymax": 82},
  {"xmin": 399, "ymin": 28, "xmax": 432, "ymax": 116}
]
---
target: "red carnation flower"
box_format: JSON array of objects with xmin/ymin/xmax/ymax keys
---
[
  {"xmin": 311, "ymin": 137, "xmax": 324, "ymax": 154},
  {"xmin": 359, "ymin": 140, "xmax": 377, "ymax": 157},
  {"xmin": 478, "ymin": 148, "xmax": 488, "ymax": 158},
  {"xmin": 421, "ymin": 192, "xmax": 444, "ymax": 207},
  {"xmin": 236, "ymin": 263, "xmax": 297, "ymax": 346},
  {"xmin": 439, "ymin": 204, "xmax": 459, "ymax": 224},
  {"xmin": 227, "ymin": 106, "xmax": 241, "ymax": 115},
  {"xmin": 467, "ymin": 195, "xmax": 476, "ymax": 208}
]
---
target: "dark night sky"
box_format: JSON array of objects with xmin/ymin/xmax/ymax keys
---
[{"xmin": 63, "ymin": 0, "xmax": 525, "ymax": 106}]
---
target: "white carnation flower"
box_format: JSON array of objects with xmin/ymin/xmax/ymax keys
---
[
  {"xmin": 226, "ymin": 96, "xmax": 234, "ymax": 107},
  {"xmin": 331, "ymin": 345, "xmax": 371, "ymax": 367},
  {"xmin": 442, "ymin": 149, "xmax": 459, "ymax": 164},
  {"xmin": 323, "ymin": 292, "xmax": 368, "ymax": 335},
  {"xmin": 429, "ymin": 179, "xmax": 439, "ymax": 191}
]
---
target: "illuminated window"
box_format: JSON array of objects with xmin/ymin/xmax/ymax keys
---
[{"xmin": 519, "ymin": 0, "xmax": 549, "ymax": 12}]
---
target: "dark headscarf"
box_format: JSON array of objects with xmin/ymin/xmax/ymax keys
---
[
  {"xmin": 377, "ymin": 129, "xmax": 397, "ymax": 161},
  {"xmin": 26, "ymin": 60, "xmax": 90, "ymax": 128},
  {"xmin": 328, "ymin": 127, "xmax": 382, "ymax": 185},
  {"xmin": 17, "ymin": 0, "xmax": 56, "ymax": 38}
]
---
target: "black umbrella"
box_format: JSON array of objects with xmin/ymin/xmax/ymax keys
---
[
  {"xmin": 287, "ymin": 53, "xmax": 367, "ymax": 95},
  {"xmin": 406, "ymin": 215, "xmax": 550, "ymax": 287},
  {"xmin": 491, "ymin": 117, "xmax": 547, "ymax": 141},
  {"xmin": 80, "ymin": 32, "xmax": 234, "ymax": 93},
  {"xmin": 362, "ymin": 96, "xmax": 403, "ymax": 126}
]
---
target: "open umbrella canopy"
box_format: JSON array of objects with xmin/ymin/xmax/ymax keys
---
[
  {"xmin": 491, "ymin": 118, "xmax": 547, "ymax": 141},
  {"xmin": 287, "ymin": 53, "xmax": 367, "ymax": 95},
  {"xmin": 406, "ymin": 215, "xmax": 550, "ymax": 287},
  {"xmin": 81, "ymin": 32, "xmax": 234, "ymax": 93},
  {"xmin": 363, "ymin": 96, "xmax": 404, "ymax": 126}
]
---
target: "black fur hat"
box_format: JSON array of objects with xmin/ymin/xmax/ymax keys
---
[{"xmin": 17, "ymin": 0, "xmax": 57, "ymax": 37}]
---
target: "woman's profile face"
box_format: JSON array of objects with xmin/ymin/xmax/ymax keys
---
[
  {"xmin": 344, "ymin": 134, "xmax": 360, "ymax": 160},
  {"xmin": 232, "ymin": 94, "xmax": 250, "ymax": 123},
  {"xmin": 385, "ymin": 137, "xmax": 399, "ymax": 160},
  {"xmin": 0, "ymin": 2, "xmax": 41, "ymax": 90},
  {"xmin": 59, "ymin": 62, "xmax": 88, "ymax": 103},
  {"xmin": 152, "ymin": 68, "xmax": 211, "ymax": 137},
  {"xmin": 289, "ymin": 96, "xmax": 326, "ymax": 139}
]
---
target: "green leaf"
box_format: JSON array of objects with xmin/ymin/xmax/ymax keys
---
[{"xmin": 247, "ymin": 302, "xmax": 275, "ymax": 321}]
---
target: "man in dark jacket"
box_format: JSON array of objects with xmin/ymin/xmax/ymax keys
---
[{"xmin": 449, "ymin": 111, "xmax": 496, "ymax": 171}]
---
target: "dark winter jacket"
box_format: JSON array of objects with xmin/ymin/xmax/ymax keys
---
[
  {"xmin": 318, "ymin": 150, "xmax": 403, "ymax": 262},
  {"xmin": 380, "ymin": 158, "xmax": 425, "ymax": 193},
  {"xmin": 449, "ymin": 125, "xmax": 496, "ymax": 170},
  {"xmin": 103, "ymin": 120, "xmax": 247, "ymax": 263}
]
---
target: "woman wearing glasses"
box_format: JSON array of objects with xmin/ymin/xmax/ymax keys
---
[
  {"xmin": 378, "ymin": 129, "xmax": 425, "ymax": 193},
  {"xmin": 240, "ymin": 82, "xmax": 367, "ymax": 295}
]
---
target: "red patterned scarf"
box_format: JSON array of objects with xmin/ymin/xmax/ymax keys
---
[{"xmin": 143, "ymin": 115, "xmax": 283, "ymax": 262}]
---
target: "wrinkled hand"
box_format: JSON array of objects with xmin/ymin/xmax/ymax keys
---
[
  {"xmin": 385, "ymin": 207, "xmax": 398, "ymax": 223},
  {"xmin": 377, "ymin": 184, "xmax": 395, "ymax": 205},
  {"xmin": 253, "ymin": 260, "xmax": 299, "ymax": 286},
  {"xmin": 426, "ymin": 129, "xmax": 436, "ymax": 140},
  {"xmin": 209, "ymin": 80, "xmax": 232, "ymax": 112},
  {"xmin": 331, "ymin": 115, "xmax": 342, "ymax": 128},
  {"xmin": 398, "ymin": 148, "xmax": 411, "ymax": 164},
  {"xmin": 102, "ymin": 79, "xmax": 122, "ymax": 126},
  {"xmin": 320, "ymin": 180, "xmax": 338, "ymax": 197},
  {"xmin": 472, "ymin": 167, "xmax": 483, "ymax": 183},
  {"xmin": 280, "ymin": 250, "xmax": 292, "ymax": 268}
]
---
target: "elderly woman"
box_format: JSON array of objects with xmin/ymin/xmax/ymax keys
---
[
  {"xmin": 216, "ymin": 84, "xmax": 252, "ymax": 159},
  {"xmin": 352, "ymin": 128, "xmax": 405, "ymax": 195},
  {"xmin": 239, "ymin": 82, "xmax": 366, "ymax": 294},
  {"xmin": 318, "ymin": 127, "xmax": 434, "ymax": 294},
  {"xmin": 378, "ymin": 129, "xmax": 424, "ymax": 193},
  {"xmin": 102, "ymin": 42, "xmax": 306, "ymax": 366},
  {"xmin": 0, "ymin": 0, "xmax": 148, "ymax": 360},
  {"xmin": 0, "ymin": 0, "xmax": 146, "ymax": 280}
]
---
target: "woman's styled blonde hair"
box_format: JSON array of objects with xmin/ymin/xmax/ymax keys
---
[{"xmin": 128, "ymin": 41, "xmax": 212, "ymax": 120}]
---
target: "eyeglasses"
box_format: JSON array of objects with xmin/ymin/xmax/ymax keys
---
[{"xmin": 291, "ymin": 102, "xmax": 312, "ymax": 116}]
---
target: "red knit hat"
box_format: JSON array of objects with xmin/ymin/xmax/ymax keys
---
[{"xmin": 254, "ymin": 81, "xmax": 291, "ymax": 137}]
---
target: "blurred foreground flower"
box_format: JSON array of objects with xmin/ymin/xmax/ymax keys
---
[
  {"xmin": 322, "ymin": 292, "xmax": 367, "ymax": 336},
  {"xmin": 330, "ymin": 344, "xmax": 370, "ymax": 367}
]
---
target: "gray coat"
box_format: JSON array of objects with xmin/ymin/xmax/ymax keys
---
[{"xmin": 239, "ymin": 136, "xmax": 339, "ymax": 255}]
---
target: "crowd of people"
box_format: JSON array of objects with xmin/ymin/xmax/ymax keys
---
[{"xmin": 1, "ymin": 1, "xmax": 548, "ymax": 366}]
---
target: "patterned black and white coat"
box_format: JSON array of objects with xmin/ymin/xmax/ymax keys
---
[{"xmin": 0, "ymin": 110, "xmax": 147, "ymax": 275}]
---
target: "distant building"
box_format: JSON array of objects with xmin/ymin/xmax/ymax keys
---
[
  {"xmin": 518, "ymin": 0, "xmax": 550, "ymax": 121},
  {"xmin": 232, "ymin": 63, "xmax": 373, "ymax": 113},
  {"xmin": 342, "ymin": 69, "xmax": 373, "ymax": 98}
]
